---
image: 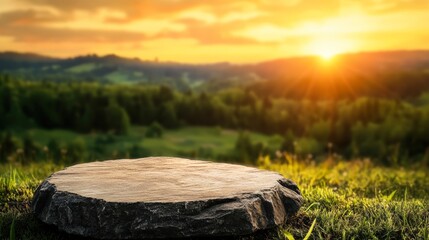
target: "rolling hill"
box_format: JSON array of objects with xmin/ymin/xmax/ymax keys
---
[{"xmin": 1, "ymin": 50, "xmax": 429, "ymax": 98}]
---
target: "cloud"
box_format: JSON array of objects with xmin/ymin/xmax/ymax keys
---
[
  {"xmin": 17, "ymin": 0, "xmax": 208, "ymax": 21},
  {"xmin": 0, "ymin": 0, "xmax": 428, "ymax": 62},
  {"xmin": 0, "ymin": 9, "xmax": 64, "ymax": 25},
  {"xmin": 158, "ymin": 21, "xmax": 258, "ymax": 44},
  {"xmin": 234, "ymin": 24, "xmax": 292, "ymax": 43},
  {"xmin": 363, "ymin": 0, "xmax": 429, "ymax": 13},
  {"xmin": 0, "ymin": 24, "xmax": 149, "ymax": 43},
  {"xmin": 0, "ymin": 8, "xmax": 186, "ymax": 43},
  {"xmin": 15, "ymin": 0, "xmax": 341, "ymax": 23}
]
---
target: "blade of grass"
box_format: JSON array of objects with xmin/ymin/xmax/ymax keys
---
[
  {"xmin": 386, "ymin": 190, "xmax": 396, "ymax": 201},
  {"xmin": 283, "ymin": 231, "xmax": 295, "ymax": 240},
  {"xmin": 303, "ymin": 218, "xmax": 317, "ymax": 240},
  {"xmin": 304, "ymin": 202, "xmax": 320, "ymax": 212},
  {"xmin": 404, "ymin": 187, "xmax": 408, "ymax": 202},
  {"xmin": 10, "ymin": 219, "xmax": 16, "ymax": 240}
]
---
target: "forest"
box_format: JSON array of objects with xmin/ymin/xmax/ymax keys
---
[
  {"xmin": 2, "ymin": 0, "xmax": 429, "ymax": 236},
  {"xmin": 2, "ymin": 72, "xmax": 429, "ymax": 166},
  {"xmin": 1, "ymin": 53, "xmax": 429, "ymax": 239}
]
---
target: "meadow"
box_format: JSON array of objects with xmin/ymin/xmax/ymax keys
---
[
  {"xmin": 261, "ymin": 155, "xmax": 429, "ymax": 239},
  {"xmin": 2, "ymin": 0, "xmax": 429, "ymax": 234},
  {"xmin": 1, "ymin": 153, "xmax": 428, "ymax": 239},
  {"xmin": 3, "ymin": 126, "xmax": 282, "ymax": 163},
  {"xmin": 1, "ymin": 57, "xmax": 429, "ymax": 239}
]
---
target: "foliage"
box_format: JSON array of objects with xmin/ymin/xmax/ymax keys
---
[
  {"xmin": 259, "ymin": 155, "xmax": 429, "ymax": 239},
  {"xmin": 232, "ymin": 131, "xmax": 270, "ymax": 164},
  {"xmin": 145, "ymin": 122, "xmax": 164, "ymax": 138},
  {"xmin": 0, "ymin": 126, "xmax": 282, "ymax": 164},
  {"xmin": 3, "ymin": 76, "xmax": 429, "ymax": 165},
  {"xmin": 2, "ymin": 51, "xmax": 429, "ymax": 239},
  {"xmin": 104, "ymin": 99, "xmax": 130, "ymax": 135},
  {"xmin": 3, "ymin": 51, "xmax": 429, "ymax": 98},
  {"xmin": 0, "ymin": 163, "xmax": 62, "ymax": 213},
  {"xmin": 9, "ymin": 219, "xmax": 15, "ymax": 240},
  {"xmin": 1, "ymin": 157, "xmax": 428, "ymax": 239}
]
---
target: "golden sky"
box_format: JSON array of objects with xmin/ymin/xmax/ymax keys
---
[{"xmin": 0, "ymin": 0, "xmax": 428, "ymax": 63}]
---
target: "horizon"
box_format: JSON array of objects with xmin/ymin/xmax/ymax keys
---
[
  {"xmin": 3, "ymin": 48, "xmax": 429, "ymax": 65},
  {"xmin": 1, "ymin": 0, "xmax": 429, "ymax": 63}
]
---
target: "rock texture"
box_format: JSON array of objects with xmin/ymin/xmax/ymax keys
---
[{"xmin": 32, "ymin": 157, "xmax": 303, "ymax": 239}]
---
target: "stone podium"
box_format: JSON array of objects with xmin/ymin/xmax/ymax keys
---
[{"xmin": 32, "ymin": 157, "xmax": 303, "ymax": 239}]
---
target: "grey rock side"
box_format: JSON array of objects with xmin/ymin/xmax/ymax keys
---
[{"xmin": 32, "ymin": 157, "xmax": 303, "ymax": 239}]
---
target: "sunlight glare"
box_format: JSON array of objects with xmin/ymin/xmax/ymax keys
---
[
  {"xmin": 307, "ymin": 37, "xmax": 355, "ymax": 61},
  {"xmin": 319, "ymin": 50, "xmax": 336, "ymax": 61}
]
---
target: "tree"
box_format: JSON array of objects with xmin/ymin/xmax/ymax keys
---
[
  {"xmin": 281, "ymin": 131, "xmax": 295, "ymax": 153},
  {"xmin": 159, "ymin": 103, "xmax": 179, "ymax": 128},
  {"xmin": 141, "ymin": 94, "xmax": 156, "ymax": 125},
  {"xmin": 155, "ymin": 85, "xmax": 174, "ymax": 103},
  {"xmin": 67, "ymin": 138, "xmax": 87, "ymax": 163},
  {"xmin": 0, "ymin": 132, "xmax": 20, "ymax": 162},
  {"xmin": 23, "ymin": 135, "xmax": 39, "ymax": 163},
  {"xmin": 48, "ymin": 139, "xmax": 62, "ymax": 163},
  {"xmin": 0, "ymin": 89, "xmax": 4, "ymax": 129},
  {"xmin": 4, "ymin": 94, "xmax": 33, "ymax": 128},
  {"xmin": 24, "ymin": 88, "xmax": 60, "ymax": 128},
  {"xmin": 78, "ymin": 106, "xmax": 93, "ymax": 132},
  {"xmin": 105, "ymin": 100, "xmax": 130, "ymax": 135},
  {"xmin": 309, "ymin": 120, "xmax": 330, "ymax": 143},
  {"xmin": 145, "ymin": 122, "xmax": 164, "ymax": 138},
  {"xmin": 129, "ymin": 144, "xmax": 150, "ymax": 158}
]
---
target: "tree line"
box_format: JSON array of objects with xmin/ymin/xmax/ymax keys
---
[{"xmin": 1, "ymin": 74, "xmax": 429, "ymax": 165}]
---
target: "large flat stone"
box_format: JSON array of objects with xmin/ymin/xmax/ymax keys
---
[{"xmin": 32, "ymin": 157, "xmax": 303, "ymax": 239}]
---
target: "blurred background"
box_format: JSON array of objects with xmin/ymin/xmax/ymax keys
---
[
  {"xmin": 1, "ymin": 51, "xmax": 429, "ymax": 166},
  {"xmin": 1, "ymin": 0, "xmax": 429, "ymax": 167},
  {"xmin": 2, "ymin": 1, "xmax": 429, "ymax": 239}
]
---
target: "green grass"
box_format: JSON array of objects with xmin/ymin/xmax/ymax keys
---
[
  {"xmin": 1, "ymin": 156, "xmax": 428, "ymax": 239},
  {"xmin": 15, "ymin": 128, "xmax": 82, "ymax": 143},
  {"xmin": 105, "ymin": 70, "xmax": 133, "ymax": 84},
  {"xmin": 65, "ymin": 63, "xmax": 97, "ymax": 73},
  {"xmin": 10, "ymin": 126, "xmax": 282, "ymax": 161},
  {"xmin": 139, "ymin": 126, "xmax": 281, "ymax": 158},
  {"xmin": 259, "ymin": 155, "xmax": 429, "ymax": 239},
  {"xmin": 0, "ymin": 163, "xmax": 63, "ymax": 213}
]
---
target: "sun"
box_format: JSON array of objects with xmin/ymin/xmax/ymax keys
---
[
  {"xmin": 306, "ymin": 37, "xmax": 355, "ymax": 61},
  {"xmin": 318, "ymin": 50, "xmax": 338, "ymax": 60}
]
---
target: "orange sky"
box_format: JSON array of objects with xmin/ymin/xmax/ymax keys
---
[{"xmin": 0, "ymin": 0, "xmax": 428, "ymax": 63}]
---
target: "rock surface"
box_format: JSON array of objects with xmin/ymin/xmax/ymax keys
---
[{"xmin": 32, "ymin": 157, "xmax": 303, "ymax": 239}]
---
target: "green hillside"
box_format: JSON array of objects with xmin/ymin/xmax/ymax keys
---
[{"xmin": 2, "ymin": 51, "xmax": 429, "ymax": 97}]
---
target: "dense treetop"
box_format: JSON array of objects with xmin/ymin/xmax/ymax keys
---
[{"xmin": 1, "ymin": 73, "xmax": 429, "ymax": 165}]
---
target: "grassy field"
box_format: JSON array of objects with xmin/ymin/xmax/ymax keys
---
[
  {"xmin": 1, "ymin": 155, "xmax": 428, "ymax": 239},
  {"xmin": 260, "ymin": 155, "xmax": 429, "ymax": 239},
  {"xmin": 9, "ymin": 126, "xmax": 282, "ymax": 162}
]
